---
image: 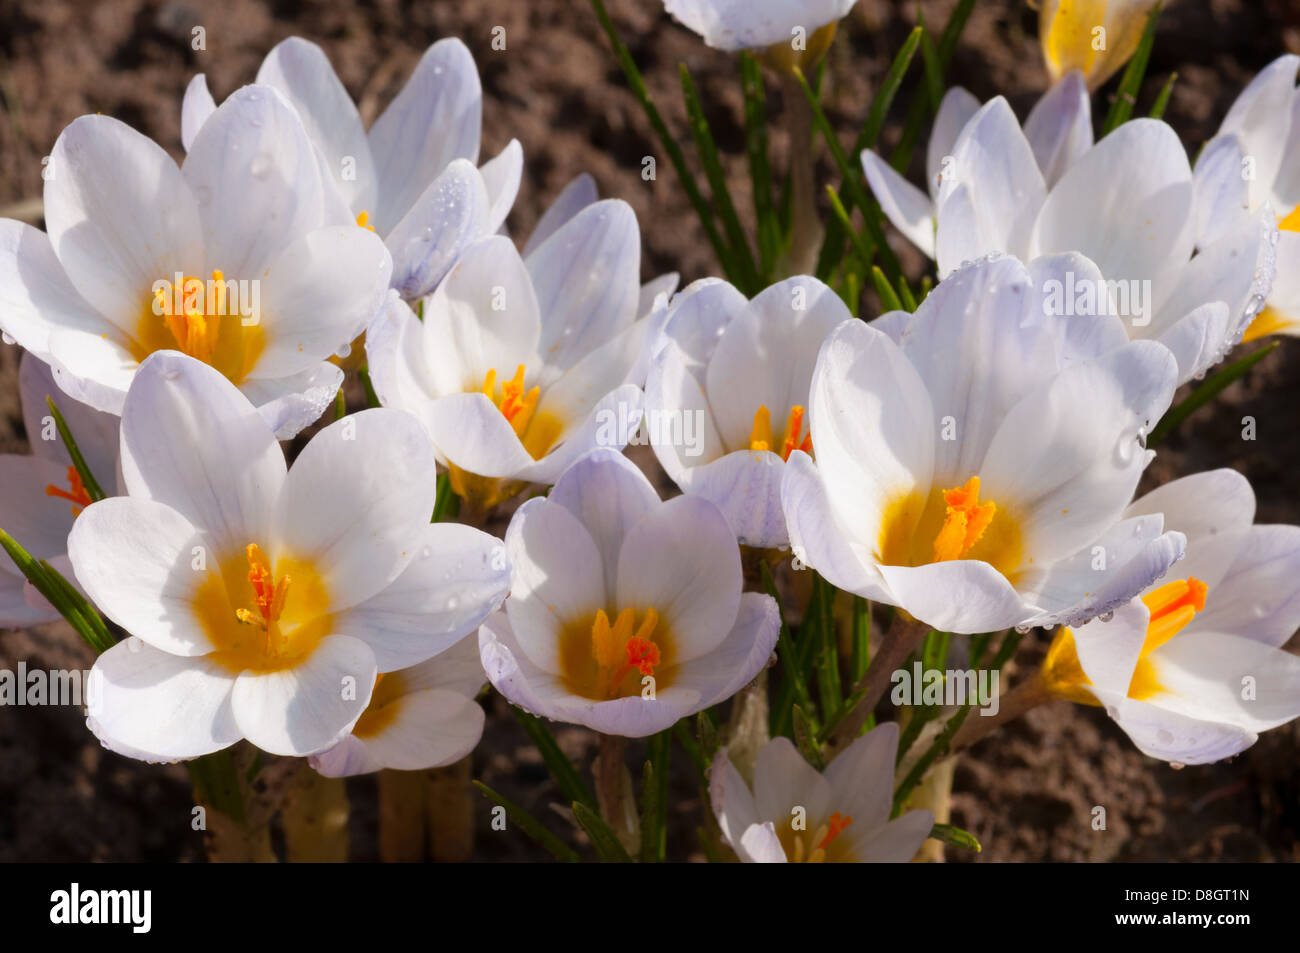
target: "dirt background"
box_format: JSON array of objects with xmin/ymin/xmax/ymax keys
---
[{"xmin": 2, "ymin": 0, "xmax": 1300, "ymax": 862}]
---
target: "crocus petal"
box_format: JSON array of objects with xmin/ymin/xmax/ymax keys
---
[
  {"xmin": 926, "ymin": 86, "xmax": 981, "ymax": 199},
  {"xmin": 1091, "ymin": 688, "xmax": 1257, "ymax": 765},
  {"xmin": 0, "ymin": 454, "xmax": 80, "ymax": 559},
  {"xmin": 547, "ymin": 448, "xmax": 660, "ymax": 602},
  {"xmin": 1193, "ymin": 525, "xmax": 1300, "ymax": 647},
  {"xmin": 824, "ymin": 722, "xmax": 899, "ymax": 830},
  {"xmin": 255, "ymin": 37, "xmax": 379, "ymax": 214},
  {"xmin": 180, "ymin": 74, "xmax": 216, "ymax": 153},
  {"xmin": 1192, "ymin": 134, "xmax": 1250, "ymax": 245},
  {"xmin": 20, "ymin": 353, "xmax": 120, "ymax": 482},
  {"xmin": 182, "ymin": 84, "xmax": 325, "ymax": 279},
  {"xmin": 332, "ymin": 522, "xmax": 510, "ymax": 672},
  {"xmin": 87, "ymin": 638, "xmax": 239, "ymax": 762},
  {"xmin": 369, "ymin": 38, "xmax": 482, "ymax": 235},
  {"xmin": 385, "ymin": 158, "xmax": 491, "ymax": 300},
  {"xmin": 753, "ymin": 737, "xmax": 832, "ymax": 830},
  {"xmin": 861, "ymin": 150, "xmax": 935, "ymax": 258},
  {"xmin": 678, "ymin": 450, "xmax": 788, "ymax": 548},
  {"xmin": 878, "ymin": 560, "xmax": 1030, "ymax": 633},
  {"xmin": 668, "ymin": 591, "xmax": 779, "ymax": 707},
  {"xmin": 231, "ymin": 634, "xmax": 376, "ymax": 756},
  {"xmin": 1023, "ymin": 70, "xmax": 1092, "ymax": 188},
  {"xmin": 272, "ymin": 408, "xmax": 435, "ymax": 610},
  {"xmin": 45, "ymin": 114, "xmax": 204, "ymax": 333},
  {"xmin": 662, "ymin": 0, "xmax": 857, "ymax": 50},
  {"xmin": 504, "ymin": 498, "xmax": 606, "ymax": 673},
  {"xmin": 616, "ymin": 495, "xmax": 742, "ymax": 662},
  {"xmin": 528, "ymin": 199, "xmax": 640, "ymax": 372},
  {"xmin": 480, "ymin": 139, "xmax": 524, "ymax": 234},
  {"xmin": 250, "ymin": 225, "xmax": 392, "ymax": 378},
  {"xmin": 645, "ymin": 343, "xmax": 728, "ymax": 485},
  {"xmin": 0, "ymin": 219, "xmax": 109, "ymax": 360},
  {"xmin": 120, "ymin": 351, "xmax": 287, "ymax": 557},
  {"xmin": 68, "ymin": 496, "xmax": 220, "ymax": 656},
  {"xmin": 325, "ymin": 688, "xmax": 484, "ymax": 774},
  {"xmin": 522, "ymin": 173, "xmax": 598, "ymax": 258},
  {"xmin": 1125, "ymin": 468, "xmax": 1255, "ymax": 542},
  {"xmin": 238, "ymin": 361, "xmax": 344, "ymax": 440},
  {"xmin": 710, "ymin": 747, "xmax": 760, "ymax": 850},
  {"xmin": 854, "ymin": 810, "xmax": 935, "ymax": 863},
  {"xmin": 1148, "ymin": 630, "xmax": 1300, "ymax": 732},
  {"xmin": 1217, "ymin": 54, "xmax": 1300, "ymax": 211}
]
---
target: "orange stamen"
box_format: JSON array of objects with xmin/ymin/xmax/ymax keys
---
[
  {"xmin": 933, "ymin": 476, "xmax": 997, "ymax": 562},
  {"xmin": 749, "ymin": 404, "xmax": 812, "ymax": 460},
  {"xmin": 816, "ymin": 812, "xmax": 853, "ymax": 851},
  {"xmin": 1138, "ymin": 576, "xmax": 1207, "ymax": 655},
  {"xmin": 590, "ymin": 607, "xmax": 661, "ymax": 698},
  {"xmin": 44, "ymin": 465, "xmax": 92, "ymax": 515},
  {"xmin": 481, "ymin": 364, "xmax": 541, "ymax": 438},
  {"xmin": 235, "ymin": 543, "xmax": 292, "ymax": 631}
]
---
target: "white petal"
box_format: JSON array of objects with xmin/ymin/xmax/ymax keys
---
[
  {"xmin": 753, "ymin": 737, "xmax": 831, "ymax": 830},
  {"xmin": 824, "ymin": 721, "xmax": 899, "ymax": 830},
  {"xmin": 0, "ymin": 454, "xmax": 80, "ymax": 559},
  {"xmin": 662, "ymin": 0, "xmax": 857, "ymax": 50},
  {"xmin": 239, "ymin": 361, "xmax": 344, "ymax": 440},
  {"xmin": 120, "ymin": 351, "xmax": 286, "ymax": 556},
  {"xmin": 709, "ymin": 747, "xmax": 759, "ymax": 850},
  {"xmin": 182, "ymin": 84, "xmax": 325, "ymax": 278},
  {"xmin": 669, "ymin": 591, "xmax": 780, "ymax": 707},
  {"xmin": 340, "ymin": 688, "xmax": 484, "ymax": 773},
  {"xmin": 252, "ymin": 225, "xmax": 392, "ymax": 378},
  {"xmin": 271, "ymin": 408, "xmax": 435, "ymax": 609},
  {"xmin": 528, "ymin": 199, "xmax": 641, "ymax": 372},
  {"xmin": 21, "ymin": 353, "xmax": 120, "ymax": 481},
  {"xmin": 861, "ymin": 149, "xmax": 935, "ymax": 258},
  {"xmin": 86, "ymin": 638, "xmax": 239, "ymax": 762},
  {"xmin": 45, "ymin": 115, "xmax": 204, "ymax": 332},
  {"xmin": 1217, "ymin": 54, "xmax": 1300, "ymax": 210},
  {"xmin": 522, "ymin": 173, "xmax": 598, "ymax": 258},
  {"xmin": 0, "ymin": 219, "xmax": 109, "ymax": 360},
  {"xmin": 1149, "ymin": 629, "xmax": 1300, "ymax": 732},
  {"xmin": 180, "ymin": 74, "xmax": 216, "ymax": 153},
  {"xmin": 369, "ymin": 38, "xmax": 482, "ymax": 235},
  {"xmin": 878, "ymin": 560, "xmax": 1030, "ymax": 633},
  {"xmin": 231, "ymin": 634, "xmax": 376, "ymax": 756},
  {"xmin": 1154, "ymin": 302, "xmax": 1231, "ymax": 385},
  {"xmin": 1126, "ymin": 468, "xmax": 1255, "ymax": 542},
  {"xmin": 1093, "ymin": 688, "xmax": 1257, "ymax": 765},
  {"xmin": 332, "ymin": 522, "xmax": 510, "ymax": 671},
  {"xmin": 67, "ymin": 496, "xmax": 219, "ymax": 656},
  {"xmin": 678, "ymin": 450, "xmax": 788, "ymax": 548},
  {"xmin": 1192, "ymin": 134, "xmax": 1250, "ymax": 245},
  {"xmin": 926, "ymin": 86, "xmax": 981, "ymax": 199},
  {"xmin": 547, "ymin": 448, "xmax": 660, "ymax": 603},
  {"xmin": 1193, "ymin": 525, "xmax": 1300, "ymax": 647},
  {"xmin": 855, "ymin": 810, "xmax": 934, "ymax": 862},
  {"xmin": 504, "ymin": 498, "xmax": 606, "ymax": 673},
  {"xmin": 255, "ymin": 38, "xmax": 379, "ymax": 214},
  {"xmin": 644, "ymin": 343, "xmax": 728, "ymax": 486},
  {"xmin": 385, "ymin": 159, "xmax": 491, "ymax": 300},
  {"xmin": 616, "ymin": 495, "xmax": 742, "ymax": 661},
  {"xmin": 480, "ymin": 139, "xmax": 524, "ymax": 234},
  {"xmin": 1023, "ymin": 71, "xmax": 1092, "ymax": 188}
]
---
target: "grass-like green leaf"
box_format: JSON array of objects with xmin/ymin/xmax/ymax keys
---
[
  {"xmin": 45, "ymin": 396, "xmax": 107, "ymax": 503},
  {"xmin": 929, "ymin": 822, "xmax": 982, "ymax": 852},
  {"xmin": 472, "ymin": 781, "xmax": 581, "ymax": 863},
  {"xmin": 1103, "ymin": 2, "xmax": 1163, "ymax": 134},
  {"xmin": 513, "ymin": 709, "xmax": 597, "ymax": 810},
  {"xmin": 572, "ymin": 801, "xmax": 634, "ymax": 862},
  {"xmin": 0, "ymin": 528, "xmax": 114, "ymax": 654},
  {"xmin": 1148, "ymin": 71, "xmax": 1177, "ymax": 119},
  {"xmin": 765, "ymin": 562, "xmax": 814, "ymax": 738},
  {"xmin": 740, "ymin": 52, "xmax": 781, "ymax": 281},
  {"xmin": 1147, "ymin": 342, "xmax": 1278, "ymax": 446},
  {"xmin": 639, "ymin": 731, "xmax": 671, "ymax": 863}
]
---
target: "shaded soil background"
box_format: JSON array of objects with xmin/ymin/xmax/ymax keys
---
[{"xmin": 2, "ymin": 0, "xmax": 1300, "ymax": 861}]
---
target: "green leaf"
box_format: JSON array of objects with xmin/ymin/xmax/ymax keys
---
[
  {"xmin": 740, "ymin": 52, "xmax": 780, "ymax": 280},
  {"xmin": 332, "ymin": 388, "xmax": 346, "ymax": 421},
  {"xmin": 825, "ymin": 185, "xmax": 875, "ymax": 278},
  {"xmin": 896, "ymin": 272, "xmax": 918, "ymax": 312},
  {"xmin": 572, "ymin": 801, "xmax": 634, "ymax": 863},
  {"xmin": 792, "ymin": 66, "xmax": 903, "ymax": 285},
  {"xmin": 0, "ymin": 529, "xmax": 114, "ymax": 654},
  {"xmin": 792, "ymin": 704, "xmax": 826, "ymax": 771},
  {"xmin": 888, "ymin": 0, "xmax": 976, "ymax": 173},
  {"xmin": 680, "ymin": 65, "xmax": 761, "ymax": 294},
  {"xmin": 929, "ymin": 822, "xmax": 982, "ymax": 853},
  {"xmin": 357, "ymin": 365, "xmax": 381, "ymax": 408},
  {"xmin": 1147, "ymin": 342, "xmax": 1278, "ymax": 446},
  {"xmin": 1148, "ymin": 72, "xmax": 1177, "ymax": 119},
  {"xmin": 188, "ymin": 749, "xmax": 246, "ymax": 823},
  {"xmin": 765, "ymin": 562, "xmax": 814, "ymax": 737},
  {"xmin": 869, "ymin": 265, "xmax": 903, "ymax": 312},
  {"xmin": 850, "ymin": 596, "xmax": 871, "ymax": 683},
  {"xmin": 674, "ymin": 720, "xmax": 709, "ymax": 781},
  {"xmin": 1103, "ymin": 2, "xmax": 1163, "ymax": 134},
  {"xmin": 45, "ymin": 396, "xmax": 107, "ymax": 503},
  {"xmin": 815, "ymin": 578, "xmax": 841, "ymax": 722},
  {"xmin": 638, "ymin": 731, "xmax": 671, "ymax": 863},
  {"xmin": 589, "ymin": 0, "xmax": 737, "ymax": 282},
  {"xmin": 513, "ymin": 708, "xmax": 597, "ymax": 810},
  {"xmin": 431, "ymin": 472, "xmax": 461, "ymax": 523},
  {"xmin": 472, "ymin": 781, "xmax": 581, "ymax": 863}
]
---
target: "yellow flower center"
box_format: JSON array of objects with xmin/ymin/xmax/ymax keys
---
[
  {"xmin": 134, "ymin": 270, "xmax": 264, "ymax": 384},
  {"xmin": 748, "ymin": 404, "xmax": 812, "ymax": 461},
  {"xmin": 1042, "ymin": 576, "xmax": 1208, "ymax": 704},
  {"xmin": 477, "ymin": 364, "xmax": 564, "ymax": 461},
  {"xmin": 195, "ymin": 543, "xmax": 333, "ymax": 673},
  {"xmin": 780, "ymin": 811, "xmax": 855, "ymax": 863},
  {"xmin": 761, "ymin": 22, "xmax": 838, "ymax": 72},
  {"xmin": 878, "ymin": 476, "xmax": 1024, "ymax": 579},
  {"xmin": 1241, "ymin": 203, "xmax": 1300, "ymax": 342},
  {"xmin": 44, "ymin": 465, "xmax": 92, "ymax": 516},
  {"xmin": 559, "ymin": 607, "xmax": 672, "ymax": 701},
  {"xmin": 352, "ymin": 671, "xmax": 400, "ymax": 740}
]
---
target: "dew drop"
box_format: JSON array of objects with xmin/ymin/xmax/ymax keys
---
[
  {"xmin": 250, "ymin": 152, "xmax": 273, "ymax": 180},
  {"xmin": 1156, "ymin": 728, "xmax": 1175, "ymax": 744},
  {"xmin": 1, "ymin": 332, "xmax": 14, "ymax": 346}
]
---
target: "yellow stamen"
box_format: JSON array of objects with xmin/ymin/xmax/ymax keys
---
[
  {"xmin": 749, "ymin": 404, "xmax": 812, "ymax": 460},
  {"xmin": 563, "ymin": 607, "xmax": 665, "ymax": 700},
  {"xmin": 355, "ymin": 210, "xmax": 375, "ymax": 232},
  {"xmin": 481, "ymin": 364, "xmax": 542, "ymax": 439}
]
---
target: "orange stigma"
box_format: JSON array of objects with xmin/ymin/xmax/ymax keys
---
[
  {"xmin": 153, "ymin": 269, "xmax": 227, "ymax": 365},
  {"xmin": 482, "ymin": 365, "xmax": 541, "ymax": 439},
  {"xmin": 1138, "ymin": 576, "xmax": 1207, "ymax": 655},
  {"xmin": 590, "ymin": 607, "xmax": 661, "ymax": 698},
  {"xmin": 45, "ymin": 465, "xmax": 92, "ymax": 516},
  {"xmin": 933, "ymin": 476, "xmax": 997, "ymax": 562},
  {"xmin": 749, "ymin": 404, "xmax": 812, "ymax": 460},
  {"xmin": 816, "ymin": 812, "xmax": 854, "ymax": 852},
  {"xmin": 235, "ymin": 543, "xmax": 292, "ymax": 631}
]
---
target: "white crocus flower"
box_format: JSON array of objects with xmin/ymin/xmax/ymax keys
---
[
  {"xmin": 782, "ymin": 255, "xmax": 1185, "ymax": 635},
  {"xmin": 0, "ymin": 356, "xmax": 119, "ymax": 626},
  {"xmin": 365, "ymin": 200, "xmax": 653, "ymax": 510},
  {"xmin": 710, "ymin": 724, "xmax": 932, "ymax": 863},
  {"xmin": 1193, "ymin": 55, "xmax": 1300, "ymax": 340},
  {"xmin": 68, "ymin": 351, "xmax": 510, "ymax": 761},
  {"xmin": 1039, "ymin": 469, "xmax": 1300, "ymax": 765},
  {"xmin": 0, "ymin": 84, "xmax": 392, "ymax": 437},
  {"xmin": 479, "ymin": 449, "xmax": 780, "ymax": 738},
  {"xmin": 645, "ymin": 276, "xmax": 846, "ymax": 548},
  {"xmin": 1038, "ymin": 0, "xmax": 1161, "ymax": 91},
  {"xmin": 310, "ymin": 637, "xmax": 487, "ymax": 777},
  {"xmin": 183, "ymin": 37, "xmax": 521, "ymax": 302},
  {"xmin": 862, "ymin": 92, "xmax": 1276, "ymax": 383},
  {"xmin": 663, "ymin": 0, "xmax": 857, "ymax": 60}
]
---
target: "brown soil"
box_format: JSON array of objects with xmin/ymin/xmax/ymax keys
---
[{"xmin": 2, "ymin": 0, "xmax": 1299, "ymax": 862}]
